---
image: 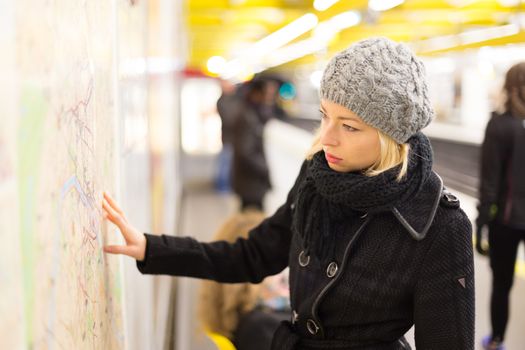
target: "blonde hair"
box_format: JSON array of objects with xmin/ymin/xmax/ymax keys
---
[
  {"xmin": 305, "ymin": 128, "xmax": 410, "ymax": 181},
  {"xmin": 198, "ymin": 210, "xmax": 266, "ymax": 340}
]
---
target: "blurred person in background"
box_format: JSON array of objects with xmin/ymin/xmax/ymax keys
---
[
  {"xmin": 476, "ymin": 62, "xmax": 525, "ymax": 350},
  {"xmin": 102, "ymin": 37, "xmax": 474, "ymax": 349},
  {"xmin": 198, "ymin": 210, "xmax": 289, "ymax": 350},
  {"xmin": 259, "ymin": 76, "xmax": 289, "ymax": 122},
  {"xmin": 232, "ymin": 80, "xmax": 272, "ymax": 211},
  {"xmin": 215, "ymin": 79, "xmax": 242, "ymax": 193}
]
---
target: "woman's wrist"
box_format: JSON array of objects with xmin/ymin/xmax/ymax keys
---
[{"xmin": 137, "ymin": 233, "xmax": 147, "ymax": 261}]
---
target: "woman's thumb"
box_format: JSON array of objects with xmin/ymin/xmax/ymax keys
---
[{"xmin": 104, "ymin": 245, "xmax": 130, "ymax": 256}]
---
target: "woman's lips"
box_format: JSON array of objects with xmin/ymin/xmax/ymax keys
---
[{"xmin": 325, "ymin": 152, "xmax": 342, "ymax": 164}]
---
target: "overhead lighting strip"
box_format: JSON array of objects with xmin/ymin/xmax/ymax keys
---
[
  {"xmin": 249, "ymin": 13, "xmax": 319, "ymax": 56},
  {"xmin": 220, "ymin": 13, "xmax": 319, "ymax": 80},
  {"xmin": 368, "ymin": 0, "xmax": 405, "ymax": 12},
  {"xmin": 262, "ymin": 11, "xmax": 361, "ymax": 71},
  {"xmin": 413, "ymin": 23, "xmax": 521, "ymax": 53},
  {"xmin": 313, "ymin": 0, "xmax": 340, "ymax": 11}
]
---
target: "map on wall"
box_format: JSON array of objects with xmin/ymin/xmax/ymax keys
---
[
  {"xmin": 0, "ymin": 0, "xmax": 128, "ymax": 348},
  {"xmin": 0, "ymin": 2, "xmax": 25, "ymax": 347}
]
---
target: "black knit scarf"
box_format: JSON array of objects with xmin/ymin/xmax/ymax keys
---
[{"xmin": 292, "ymin": 132, "xmax": 433, "ymax": 262}]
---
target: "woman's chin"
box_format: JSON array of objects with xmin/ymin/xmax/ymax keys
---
[
  {"xmin": 327, "ymin": 163, "xmax": 348, "ymax": 173},
  {"xmin": 327, "ymin": 162, "xmax": 365, "ymax": 174}
]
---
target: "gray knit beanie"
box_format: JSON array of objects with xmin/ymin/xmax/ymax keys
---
[{"xmin": 320, "ymin": 37, "xmax": 434, "ymax": 143}]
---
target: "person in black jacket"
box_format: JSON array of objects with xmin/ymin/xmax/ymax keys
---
[
  {"xmin": 102, "ymin": 37, "xmax": 474, "ymax": 349},
  {"xmin": 215, "ymin": 79, "xmax": 242, "ymax": 192},
  {"xmin": 231, "ymin": 80, "xmax": 272, "ymax": 211},
  {"xmin": 476, "ymin": 62, "xmax": 525, "ymax": 350}
]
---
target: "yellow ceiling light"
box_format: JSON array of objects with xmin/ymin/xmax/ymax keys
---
[
  {"xmin": 221, "ymin": 58, "xmax": 255, "ymax": 82},
  {"xmin": 263, "ymin": 39, "xmax": 324, "ymax": 68},
  {"xmin": 263, "ymin": 11, "xmax": 361, "ymax": 69},
  {"xmin": 310, "ymin": 70, "xmax": 324, "ymax": 88},
  {"xmin": 498, "ymin": 0, "xmax": 521, "ymax": 6},
  {"xmin": 187, "ymin": 0, "xmax": 525, "ymax": 71},
  {"xmin": 250, "ymin": 13, "xmax": 319, "ymax": 56},
  {"xmin": 313, "ymin": 11, "xmax": 361, "ymax": 42},
  {"xmin": 207, "ymin": 56, "xmax": 227, "ymax": 74},
  {"xmin": 313, "ymin": 0, "xmax": 341, "ymax": 11},
  {"xmin": 446, "ymin": 0, "xmax": 479, "ymax": 7},
  {"xmin": 460, "ymin": 23, "xmax": 519, "ymax": 44},
  {"xmin": 221, "ymin": 13, "xmax": 319, "ymax": 78},
  {"xmin": 368, "ymin": 0, "xmax": 405, "ymax": 12},
  {"xmin": 413, "ymin": 23, "xmax": 520, "ymax": 53}
]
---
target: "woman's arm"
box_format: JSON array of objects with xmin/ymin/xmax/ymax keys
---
[
  {"xmin": 102, "ymin": 161, "xmax": 308, "ymax": 283},
  {"xmin": 135, "ymin": 201, "xmax": 293, "ymax": 283},
  {"xmin": 413, "ymin": 210, "xmax": 474, "ymax": 349}
]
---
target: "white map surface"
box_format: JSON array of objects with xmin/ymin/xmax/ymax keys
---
[
  {"xmin": 0, "ymin": 2, "xmax": 25, "ymax": 348},
  {"xmin": 0, "ymin": 0, "xmax": 133, "ymax": 348}
]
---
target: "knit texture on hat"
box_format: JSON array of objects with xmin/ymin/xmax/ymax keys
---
[{"xmin": 320, "ymin": 37, "xmax": 434, "ymax": 143}]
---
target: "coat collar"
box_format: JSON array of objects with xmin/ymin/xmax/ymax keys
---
[{"xmin": 391, "ymin": 172, "xmax": 443, "ymax": 241}]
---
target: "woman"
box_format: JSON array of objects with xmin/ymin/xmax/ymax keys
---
[
  {"xmin": 476, "ymin": 62, "xmax": 525, "ymax": 350},
  {"xmin": 103, "ymin": 37, "xmax": 474, "ymax": 349}
]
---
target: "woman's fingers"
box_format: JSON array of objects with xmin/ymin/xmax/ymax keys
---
[
  {"xmin": 104, "ymin": 244, "xmax": 143, "ymax": 260},
  {"xmin": 102, "ymin": 199, "xmax": 123, "ymax": 226},
  {"xmin": 103, "ymin": 192, "xmax": 125, "ymax": 216},
  {"xmin": 101, "ymin": 192, "xmax": 145, "ymax": 260},
  {"xmin": 104, "ymin": 244, "xmax": 131, "ymax": 256}
]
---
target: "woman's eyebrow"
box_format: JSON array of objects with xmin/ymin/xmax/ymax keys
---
[
  {"xmin": 320, "ymin": 105, "xmax": 361, "ymax": 123},
  {"xmin": 338, "ymin": 116, "xmax": 361, "ymax": 123}
]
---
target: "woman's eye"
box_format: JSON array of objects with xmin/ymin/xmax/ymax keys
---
[{"xmin": 343, "ymin": 124, "xmax": 357, "ymax": 131}]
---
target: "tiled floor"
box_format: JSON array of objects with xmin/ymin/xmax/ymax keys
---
[{"xmin": 177, "ymin": 185, "xmax": 525, "ymax": 350}]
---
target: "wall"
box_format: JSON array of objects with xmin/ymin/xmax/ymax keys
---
[{"xmin": 0, "ymin": 0, "xmax": 183, "ymax": 348}]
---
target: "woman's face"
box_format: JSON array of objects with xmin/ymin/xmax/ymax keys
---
[{"xmin": 319, "ymin": 99, "xmax": 380, "ymax": 173}]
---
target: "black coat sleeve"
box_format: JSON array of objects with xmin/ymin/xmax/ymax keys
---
[
  {"xmin": 136, "ymin": 161, "xmax": 308, "ymax": 283},
  {"xmin": 414, "ymin": 209, "xmax": 474, "ymax": 349},
  {"xmin": 477, "ymin": 115, "xmax": 508, "ymax": 226}
]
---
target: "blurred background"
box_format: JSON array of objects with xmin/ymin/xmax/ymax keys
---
[{"xmin": 1, "ymin": 0, "xmax": 524, "ymax": 349}]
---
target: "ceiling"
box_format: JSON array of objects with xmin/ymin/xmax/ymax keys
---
[{"xmin": 185, "ymin": 0, "xmax": 525, "ymax": 75}]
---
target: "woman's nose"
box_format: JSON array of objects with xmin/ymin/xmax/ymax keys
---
[{"xmin": 320, "ymin": 127, "xmax": 339, "ymax": 147}]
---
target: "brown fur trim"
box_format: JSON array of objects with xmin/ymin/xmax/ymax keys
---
[{"xmin": 197, "ymin": 210, "xmax": 266, "ymax": 339}]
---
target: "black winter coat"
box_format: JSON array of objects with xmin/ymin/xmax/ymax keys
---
[
  {"xmin": 138, "ymin": 162, "xmax": 474, "ymax": 349},
  {"xmin": 231, "ymin": 102, "xmax": 271, "ymax": 204},
  {"xmin": 217, "ymin": 93, "xmax": 242, "ymax": 145},
  {"xmin": 478, "ymin": 111, "xmax": 525, "ymax": 229}
]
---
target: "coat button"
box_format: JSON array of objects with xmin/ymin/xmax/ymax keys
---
[
  {"xmin": 291, "ymin": 310, "xmax": 299, "ymax": 325},
  {"xmin": 444, "ymin": 192, "xmax": 458, "ymax": 203},
  {"xmin": 326, "ymin": 262, "xmax": 338, "ymax": 278},
  {"xmin": 306, "ymin": 319, "xmax": 320, "ymax": 335},
  {"xmin": 440, "ymin": 190, "xmax": 460, "ymax": 208},
  {"xmin": 298, "ymin": 250, "xmax": 310, "ymax": 267},
  {"xmin": 290, "ymin": 203, "xmax": 296, "ymax": 211}
]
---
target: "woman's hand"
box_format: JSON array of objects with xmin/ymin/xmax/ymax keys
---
[
  {"xmin": 475, "ymin": 224, "xmax": 489, "ymax": 257},
  {"xmin": 102, "ymin": 192, "xmax": 146, "ymax": 261}
]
